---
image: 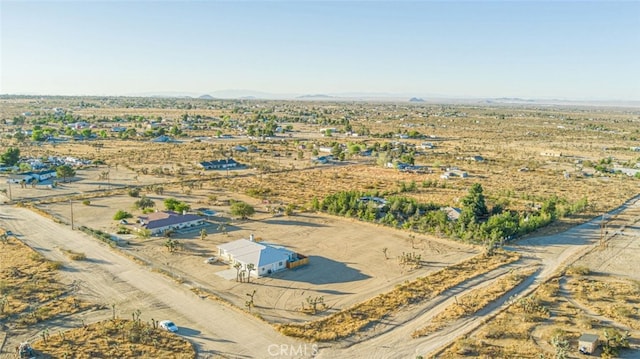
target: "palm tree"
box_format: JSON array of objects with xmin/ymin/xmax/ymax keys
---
[{"xmin": 246, "ymin": 263, "xmax": 255, "ymax": 283}]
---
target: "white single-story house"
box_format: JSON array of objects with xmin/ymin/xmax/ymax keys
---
[
  {"xmin": 217, "ymin": 236, "xmax": 299, "ymax": 277},
  {"xmin": 137, "ymin": 211, "xmax": 204, "ymax": 235},
  {"xmin": 6, "ymin": 170, "xmax": 57, "ymax": 184},
  {"xmin": 32, "ymin": 170, "xmax": 57, "ymax": 182},
  {"xmin": 199, "ymin": 158, "xmax": 240, "ymax": 170}
]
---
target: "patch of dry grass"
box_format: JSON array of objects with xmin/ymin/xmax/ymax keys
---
[
  {"xmin": 566, "ymin": 275, "xmax": 640, "ymax": 329},
  {"xmin": 0, "ymin": 237, "xmax": 93, "ymax": 326},
  {"xmin": 62, "ymin": 249, "xmax": 87, "ymax": 261},
  {"xmin": 413, "ymin": 268, "xmax": 536, "ymax": 338},
  {"xmin": 31, "ymin": 319, "xmax": 195, "ymax": 359},
  {"xmin": 436, "ymin": 271, "xmax": 638, "ymax": 358},
  {"xmin": 276, "ymin": 250, "xmax": 520, "ymax": 341}
]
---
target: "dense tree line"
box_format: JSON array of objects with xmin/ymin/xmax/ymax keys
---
[{"xmin": 313, "ymin": 184, "xmax": 589, "ymax": 245}]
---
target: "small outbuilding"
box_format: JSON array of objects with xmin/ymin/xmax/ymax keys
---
[{"xmin": 578, "ymin": 333, "xmax": 599, "ymax": 354}]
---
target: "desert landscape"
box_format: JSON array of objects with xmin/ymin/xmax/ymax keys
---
[{"xmin": 0, "ymin": 96, "xmax": 639, "ymax": 358}]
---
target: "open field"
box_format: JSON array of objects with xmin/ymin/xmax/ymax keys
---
[
  {"xmin": 32, "ymin": 190, "xmax": 478, "ymax": 325},
  {"xmin": 431, "ymin": 201, "xmax": 640, "ymax": 359},
  {"xmin": 0, "ymin": 231, "xmax": 196, "ymax": 359},
  {"xmin": 1, "ymin": 97, "xmax": 639, "ymax": 358}
]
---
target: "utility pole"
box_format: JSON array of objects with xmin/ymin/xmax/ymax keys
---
[
  {"xmin": 599, "ymin": 213, "xmax": 607, "ymax": 247},
  {"xmin": 70, "ymin": 199, "xmax": 74, "ymax": 230},
  {"xmin": 7, "ymin": 181, "xmax": 12, "ymax": 201}
]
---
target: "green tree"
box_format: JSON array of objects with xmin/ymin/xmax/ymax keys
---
[
  {"xmin": 164, "ymin": 198, "xmax": 181, "ymax": 211},
  {"xmin": 80, "ymin": 128, "xmax": 92, "ymax": 138},
  {"xmin": 31, "ymin": 129, "xmax": 46, "ymax": 141},
  {"xmin": 331, "ymin": 144, "xmax": 342, "ymax": 158},
  {"xmin": 134, "ymin": 196, "xmax": 155, "ymax": 210},
  {"xmin": 230, "ymin": 201, "xmax": 255, "ymax": 219},
  {"xmin": 56, "ymin": 165, "xmax": 76, "ymax": 183},
  {"xmin": 0, "ymin": 147, "xmax": 20, "ymax": 166},
  {"xmin": 113, "ymin": 210, "xmax": 132, "ymax": 220},
  {"xmin": 164, "ymin": 198, "xmax": 190, "ymax": 213},
  {"xmin": 460, "ymin": 183, "xmax": 489, "ymax": 222}
]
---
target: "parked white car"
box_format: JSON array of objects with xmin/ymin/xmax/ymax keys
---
[
  {"xmin": 204, "ymin": 256, "xmax": 218, "ymax": 264},
  {"xmin": 159, "ymin": 320, "xmax": 178, "ymax": 333}
]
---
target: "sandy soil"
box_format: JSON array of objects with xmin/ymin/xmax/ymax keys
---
[
  {"xmin": 33, "ymin": 189, "xmax": 478, "ymax": 325},
  {"xmin": 0, "ymin": 205, "xmax": 309, "ymax": 359}
]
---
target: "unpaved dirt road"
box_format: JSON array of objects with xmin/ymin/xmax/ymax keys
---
[
  {"xmin": 0, "ymin": 205, "xmax": 311, "ymax": 359},
  {"xmin": 2, "ymin": 194, "xmax": 639, "ymax": 359},
  {"xmin": 315, "ymin": 195, "xmax": 640, "ymax": 359}
]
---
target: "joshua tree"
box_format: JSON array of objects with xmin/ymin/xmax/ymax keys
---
[
  {"xmin": 382, "ymin": 247, "xmax": 389, "ymax": 260},
  {"xmin": 132, "ymin": 309, "xmax": 142, "ymax": 326},
  {"xmin": 200, "ymin": 228, "xmax": 207, "ymax": 241},
  {"xmin": 246, "ymin": 263, "xmax": 255, "ymax": 283},
  {"xmin": 164, "ymin": 239, "xmax": 178, "ymax": 253},
  {"xmin": 233, "ymin": 262, "xmax": 242, "ymax": 282},
  {"xmin": 217, "ymin": 223, "xmax": 228, "ymax": 236},
  {"xmin": 245, "ymin": 290, "xmax": 256, "ymax": 310}
]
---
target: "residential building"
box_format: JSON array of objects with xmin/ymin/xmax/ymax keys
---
[
  {"xmin": 217, "ymin": 235, "xmax": 305, "ymax": 276},
  {"xmin": 137, "ymin": 211, "xmax": 204, "ymax": 235},
  {"xmin": 199, "ymin": 158, "xmax": 240, "ymax": 170}
]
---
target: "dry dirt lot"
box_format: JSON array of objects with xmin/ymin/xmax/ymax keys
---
[
  {"xmin": 34, "ymin": 188, "xmax": 478, "ymax": 325},
  {"xmin": 427, "ymin": 196, "xmax": 640, "ymax": 359}
]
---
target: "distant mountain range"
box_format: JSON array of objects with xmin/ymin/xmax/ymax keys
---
[{"xmin": 75, "ymin": 90, "xmax": 640, "ymax": 107}]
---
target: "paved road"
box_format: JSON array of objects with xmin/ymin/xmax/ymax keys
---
[{"xmin": 0, "ymin": 205, "xmax": 311, "ymax": 359}]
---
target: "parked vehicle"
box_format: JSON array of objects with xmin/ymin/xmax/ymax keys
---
[{"xmin": 159, "ymin": 320, "xmax": 178, "ymax": 333}]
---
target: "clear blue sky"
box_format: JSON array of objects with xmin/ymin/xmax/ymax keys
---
[{"xmin": 1, "ymin": 1, "xmax": 639, "ymax": 100}]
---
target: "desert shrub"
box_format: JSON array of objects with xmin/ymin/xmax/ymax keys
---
[
  {"xmin": 47, "ymin": 261, "xmax": 64, "ymax": 270},
  {"xmin": 566, "ymin": 265, "xmax": 590, "ymax": 276},
  {"xmin": 601, "ymin": 327, "xmax": 630, "ymax": 359},
  {"xmin": 245, "ymin": 187, "xmax": 272, "ymax": 198},
  {"xmin": 113, "ymin": 210, "xmax": 132, "ymax": 220},
  {"xmin": 77, "ymin": 226, "xmax": 117, "ymax": 247},
  {"xmin": 82, "ymin": 200, "xmax": 91, "ymax": 206},
  {"xmin": 612, "ymin": 305, "xmax": 634, "ymax": 318},
  {"xmin": 128, "ymin": 188, "xmax": 141, "ymax": 197},
  {"xmin": 64, "ymin": 250, "xmax": 86, "ymax": 261},
  {"xmin": 116, "ymin": 226, "xmax": 131, "ymax": 235},
  {"xmin": 136, "ymin": 228, "xmax": 151, "ymax": 239}
]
